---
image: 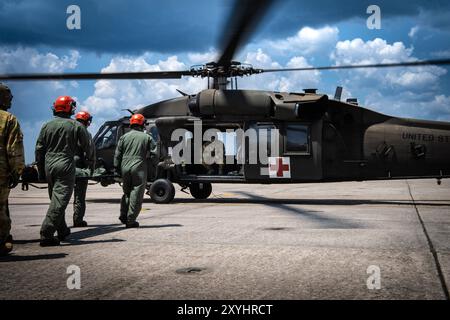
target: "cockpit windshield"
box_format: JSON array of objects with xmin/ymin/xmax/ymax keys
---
[{"xmin": 95, "ymin": 124, "xmax": 118, "ymax": 150}]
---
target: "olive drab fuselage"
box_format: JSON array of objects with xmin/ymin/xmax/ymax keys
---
[{"xmin": 93, "ymin": 89, "xmax": 450, "ymax": 186}]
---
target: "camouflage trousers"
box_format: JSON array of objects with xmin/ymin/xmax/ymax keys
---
[{"xmin": 0, "ymin": 186, "xmax": 11, "ymax": 243}]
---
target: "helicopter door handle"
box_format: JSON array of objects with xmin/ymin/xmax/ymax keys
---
[{"xmin": 343, "ymin": 160, "xmax": 368, "ymax": 167}]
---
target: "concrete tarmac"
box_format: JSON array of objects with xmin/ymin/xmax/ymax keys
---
[{"xmin": 0, "ymin": 179, "xmax": 449, "ymax": 299}]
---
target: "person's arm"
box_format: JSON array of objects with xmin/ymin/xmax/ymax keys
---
[
  {"xmin": 113, "ymin": 137, "xmax": 123, "ymax": 175},
  {"xmin": 6, "ymin": 115, "xmax": 25, "ymax": 188},
  {"xmin": 76, "ymin": 123, "xmax": 91, "ymax": 157},
  {"xmin": 35, "ymin": 123, "xmax": 47, "ymax": 181},
  {"xmin": 86, "ymin": 131, "xmax": 96, "ymax": 173}
]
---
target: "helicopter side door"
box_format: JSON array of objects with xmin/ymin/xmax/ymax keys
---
[
  {"xmin": 243, "ymin": 122, "xmax": 281, "ymax": 182},
  {"xmin": 243, "ymin": 121, "xmax": 323, "ymax": 182},
  {"xmin": 322, "ymin": 107, "xmax": 364, "ymax": 181},
  {"xmin": 280, "ymin": 121, "xmax": 323, "ymax": 182}
]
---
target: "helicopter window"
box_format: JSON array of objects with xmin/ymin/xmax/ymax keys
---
[
  {"xmin": 285, "ymin": 124, "xmax": 310, "ymax": 154},
  {"xmin": 149, "ymin": 126, "xmax": 160, "ymax": 141},
  {"xmin": 245, "ymin": 122, "xmax": 279, "ymax": 162},
  {"xmin": 95, "ymin": 124, "xmax": 118, "ymax": 150},
  {"xmin": 217, "ymin": 131, "xmax": 237, "ymax": 156}
]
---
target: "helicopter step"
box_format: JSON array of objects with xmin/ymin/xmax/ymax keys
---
[{"xmin": 179, "ymin": 175, "xmax": 245, "ymax": 183}]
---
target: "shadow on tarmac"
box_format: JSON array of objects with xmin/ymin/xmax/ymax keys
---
[
  {"xmin": 0, "ymin": 253, "xmax": 68, "ymax": 262},
  {"xmin": 65, "ymin": 223, "xmax": 183, "ymax": 243},
  {"xmin": 173, "ymin": 197, "xmax": 450, "ymax": 207},
  {"xmin": 13, "ymin": 224, "xmax": 183, "ymax": 248},
  {"xmin": 85, "ymin": 192, "xmax": 450, "ymax": 230},
  {"xmin": 84, "ymin": 197, "xmax": 450, "ymax": 207},
  {"xmin": 13, "ymin": 239, "xmax": 41, "ymax": 244},
  {"xmin": 234, "ymin": 191, "xmax": 362, "ymax": 229},
  {"xmin": 16, "ymin": 196, "xmax": 448, "ymax": 207}
]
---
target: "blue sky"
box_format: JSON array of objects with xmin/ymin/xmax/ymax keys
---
[{"xmin": 1, "ymin": 0, "xmax": 450, "ymax": 163}]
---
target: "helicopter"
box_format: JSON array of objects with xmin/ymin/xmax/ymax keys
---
[{"xmin": 2, "ymin": 0, "xmax": 450, "ymax": 204}]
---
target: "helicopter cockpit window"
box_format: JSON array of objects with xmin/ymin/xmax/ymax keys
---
[
  {"xmin": 95, "ymin": 125, "xmax": 118, "ymax": 150},
  {"xmin": 285, "ymin": 124, "xmax": 310, "ymax": 154}
]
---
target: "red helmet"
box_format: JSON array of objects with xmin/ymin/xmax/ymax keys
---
[
  {"xmin": 75, "ymin": 111, "xmax": 93, "ymax": 126},
  {"xmin": 130, "ymin": 113, "xmax": 145, "ymax": 126},
  {"xmin": 53, "ymin": 96, "xmax": 76, "ymax": 114}
]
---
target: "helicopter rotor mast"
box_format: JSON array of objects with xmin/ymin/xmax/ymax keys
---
[{"xmin": 210, "ymin": 0, "xmax": 275, "ymax": 89}]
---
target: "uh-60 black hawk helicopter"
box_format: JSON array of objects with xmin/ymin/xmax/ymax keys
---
[{"xmin": 2, "ymin": 0, "xmax": 450, "ymax": 204}]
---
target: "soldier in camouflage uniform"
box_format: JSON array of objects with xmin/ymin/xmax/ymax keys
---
[
  {"xmin": 73, "ymin": 111, "xmax": 95, "ymax": 228},
  {"xmin": 36, "ymin": 96, "xmax": 91, "ymax": 247},
  {"xmin": 0, "ymin": 83, "xmax": 25, "ymax": 256},
  {"xmin": 114, "ymin": 114, "xmax": 155, "ymax": 228}
]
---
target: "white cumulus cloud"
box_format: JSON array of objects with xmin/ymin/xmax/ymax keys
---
[
  {"xmin": 0, "ymin": 46, "xmax": 81, "ymax": 162},
  {"xmin": 239, "ymin": 49, "xmax": 321, "ymax": 92},
  {"xmin": 80, "ymin": 54, "xmax": 207, "ymax": 123},
  {"xmin": 267, "ymin": 26, "xmax": 339, "ymax": 56},
  {"xmin": 0, "ymin": 46, "xmax": 79, "ymax": 73},
  {"xmin": 331, "ymin": 38, "xmax": 447, "ymax": 90}
]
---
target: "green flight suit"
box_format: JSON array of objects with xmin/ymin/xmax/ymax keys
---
[
  {"xmin": 0, "ymin": 110, "xmax": 25, "ymax": 243},
  {"xmin": 73, "ymin": 128, "xmax": 95, "ymax": 224},
  {"xmin": 114, "ymin": 128, "xmax": 155, "ymax": 223},
  {"xmin": 35, "ymin": 115, "xmax": 91, "ymax": 240}
]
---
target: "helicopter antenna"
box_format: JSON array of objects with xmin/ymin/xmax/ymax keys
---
[
  {"xmin": 122, "ymin": 109, "xmax": 135, "ymax": 115},
  {"xmin": 334, "ymin": 86, "xmax": 343, "ymax": 101},
  {"xmin": 176, "ymin": 89, "xmax": 188, "ymax": 96}
]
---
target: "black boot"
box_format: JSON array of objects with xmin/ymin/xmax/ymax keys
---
[
  {"xmin": 119, "ymin": 216, "xmax": 127, "ymax": 225},
  {"xmin": 126, "ymin": 221, "xmax": 139, "ymax": 228},
  {"xmin": 40, "ymin": 237, "xmax": 61, "ymax": 247},
  {"xmin": 73, "ymin": 221, "xmax": 88, "ymax": 228},
  {"xmin": 57, "ymin": 228, "xmax": 71, "ymax": 241}
]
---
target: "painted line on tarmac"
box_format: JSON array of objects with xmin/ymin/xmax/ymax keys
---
[{"xmin": 406, "ymin": 180, "xmax": 450, "ymax": 300}]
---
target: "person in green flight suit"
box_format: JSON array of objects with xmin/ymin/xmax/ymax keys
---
[
  {"xmin": 35, "ymin": 96, "xmax": 91, "ymax": 246},
  {"xmin": 73, "ymin": 111, "xmax": 95, "ymax": 227},
  {"xmin": 114, "ymin": 113, "xmax": 155, "ymax": 228},
  {"xmin": 0, "ymin": 83, "xmax": 25, "ymax": 256}
]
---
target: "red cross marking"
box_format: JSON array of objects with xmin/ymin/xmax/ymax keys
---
[{"xmin": 270, "ymin": 157, "xmax": 290, "ymax": 177}]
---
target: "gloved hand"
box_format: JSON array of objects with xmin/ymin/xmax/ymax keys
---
[{"xmin": 8, "ymin": 171, "xmax": 20, "ymax": 189}]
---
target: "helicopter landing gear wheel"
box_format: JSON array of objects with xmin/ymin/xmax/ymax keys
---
[
  {"xmin": 149, "ymin": 179, "xmax": 175, "ymax": 204},
  {"xmin": 189, "ymin": 182, "xmax": 212, "ymax": 200}
]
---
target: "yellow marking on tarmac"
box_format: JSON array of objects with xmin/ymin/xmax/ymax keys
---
[{"xmin": 220, "ymin": 192, "xmax": 237, "ymax": 197}]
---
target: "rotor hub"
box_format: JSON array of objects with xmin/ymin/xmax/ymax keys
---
[{"xmin": 189, "ymin": 61, "xmax": 262, "ymax": 79}]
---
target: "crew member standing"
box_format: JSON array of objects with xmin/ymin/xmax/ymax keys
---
[
  {"xmin": 36, "ymin": 96, "xmax": 91, "ymax": 246},
  {"xmin": 114, "ymin": 114, "xmax": 155, "ymax": 228},
  {"xmin": 0, "ymin": 83, "xmax": 25, "ymax": 256},
  {"xmin": 73, "ymin": 111, "xmax": 95, "ymax": 227}
]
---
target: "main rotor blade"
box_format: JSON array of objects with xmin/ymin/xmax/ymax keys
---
[
  {"xmin": 261, "ymin": 59, "xmax": 450, "ymax": 73},
  {"xmin": 0, "ymin": 70, "xmax": 192, "ymax": 81},
  {"xmin": 217, "ymin": 0, "xmax": 275, "ymax": 67}
]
